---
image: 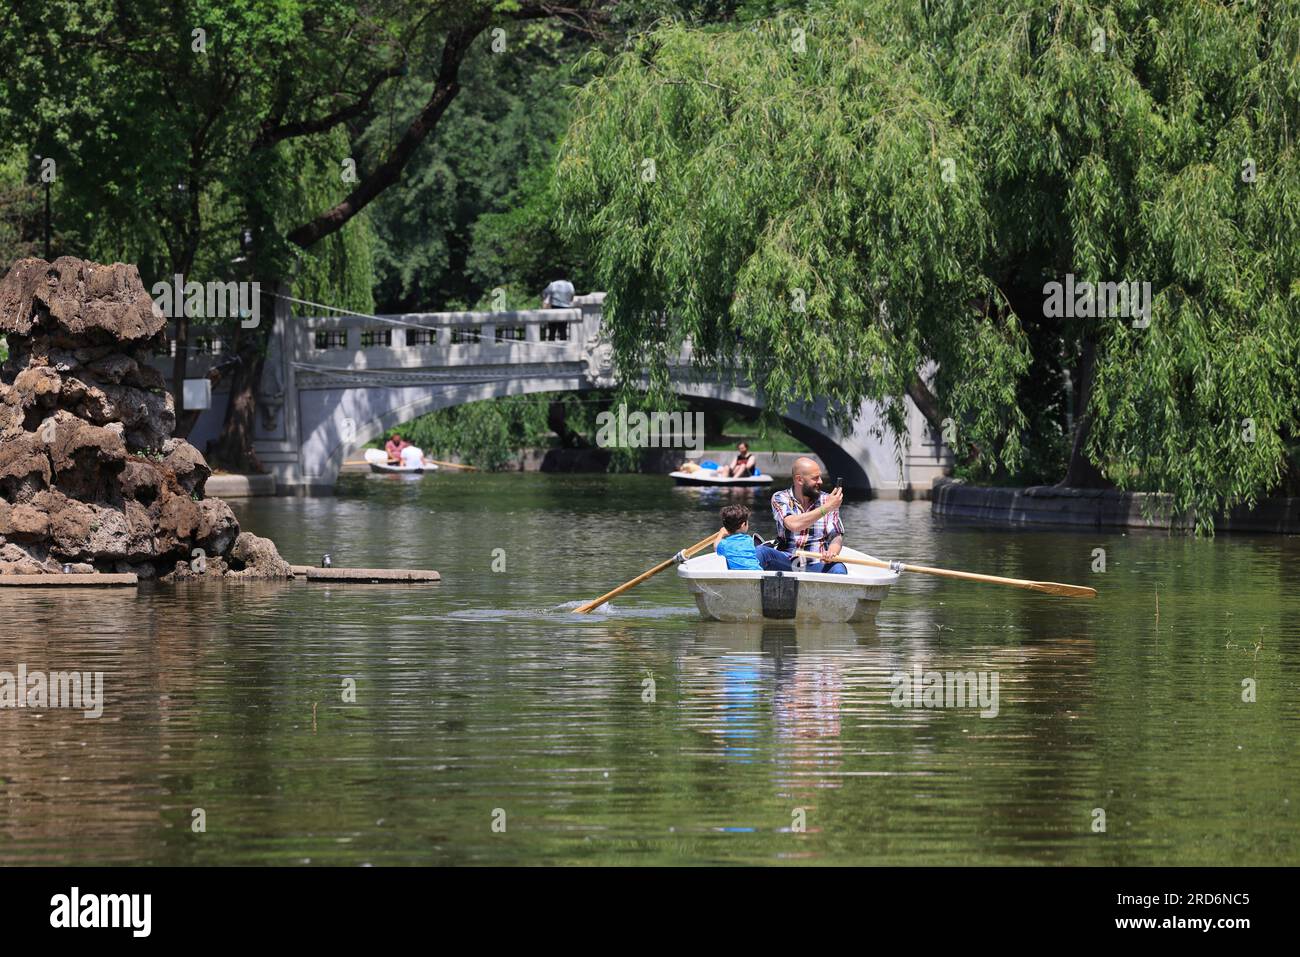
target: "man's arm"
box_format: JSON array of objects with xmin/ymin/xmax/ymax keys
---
[
  {"xmin": 782, "ymin": 510, "xmax": 819, "ymax": 533},
  {"xmin": 821, "ymin": 506, "xmax": 845, "ymax": 559},
  {"xmin": 781, "ymin": 488, "xmax": 843, "ymax": 533}
]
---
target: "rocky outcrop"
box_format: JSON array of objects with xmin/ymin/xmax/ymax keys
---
[
  {"xmin": 0, "ymin": 256, "xmax": 288, "ymax": 579},
  {"xmin": 225, "ymin": 532, "xmax": 292, "ymax": 579}
]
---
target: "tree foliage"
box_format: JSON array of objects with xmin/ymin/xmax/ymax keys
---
[
  {"xmin": 392, "ymin": 392, "xmax": 591, "ymax": 471},
  {"xmin": 556, "ymin": 5, "xmax": 1030, "ymax": 477},
  {"xmin": 554, "ymin": 0, "xmax": 1300, "ymax": 530}
]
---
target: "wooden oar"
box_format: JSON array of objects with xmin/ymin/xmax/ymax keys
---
[
  {"xmin": 795, "ymin": 551, "xmax": 1096, "ymax": 598},
  {"xmin": 574, "ymin": 531, "xmax": 721, "ymax": 614}
]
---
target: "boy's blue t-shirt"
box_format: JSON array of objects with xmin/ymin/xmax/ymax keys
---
[{"xmin": 717, "ymin": 532, "xmax": 762, "ymax": 570}]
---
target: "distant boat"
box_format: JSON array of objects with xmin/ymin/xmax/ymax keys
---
[
  {"xmin": 669, "ymin": 469, "xmax": 773, "ymax": 487},
  {"xmin": 364, "ymin": 448, "xmax": 439, "ymax": 475}
]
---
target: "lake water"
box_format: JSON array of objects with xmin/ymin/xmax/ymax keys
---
[{"xmin": 2, "ymin": 471, "xmax": 1297, "ymax": 865}]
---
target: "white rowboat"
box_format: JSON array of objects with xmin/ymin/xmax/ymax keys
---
[
  {"xmin": 669, "ymin": 469, "xmax": 773, "ymax": 487},
  {"xmin": 364, "ymin": 448, "xmax": 439, "ymax": 474},
  {"xmin": 677, "ymin": 545, "xmax": 898, "ymax": 622}
]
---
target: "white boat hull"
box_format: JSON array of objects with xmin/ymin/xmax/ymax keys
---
[
  {"xmin": 364, "ymin": 448, "xmax": 438, "ymax": 474},
  {"xmin": 677, "ymin": 546, "xmax": 897, "ymax": 622},
  {"xmin": 669, "ymin": 470, "xmax": 773, "ymax": 487},
  {"xmin": 369, "ymin": 462, "xmax": 434, "ymax": 474}
]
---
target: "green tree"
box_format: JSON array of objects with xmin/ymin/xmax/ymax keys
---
[
  {"xmin": 364, "ymin": 1, "xmax": 808, "ymax": 314},
  {"xmin": 364, "ymin": 20, "xmax": 582, "ymax": 312},
  {"xmin": 554, "ymin": 0, "xmax": 1300, "ymax": 530}
]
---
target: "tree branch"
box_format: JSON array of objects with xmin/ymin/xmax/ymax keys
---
[
  {"xmin": 284, "ymin": 1, "xmax": 612, "ymax": 249},
  {"xmin": 254, "ymin": 64, "xmax": 405, "ymax": 151},
  {"xmin": 285, "ymin": 21, "xmax": 483, "ymax": 248}
]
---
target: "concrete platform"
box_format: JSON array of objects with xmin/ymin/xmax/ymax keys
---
[
  {"xmin": 0, "ymin": 573, "xmax": 138, "ymax": 587},
  {"xmin": 206, "ymin": 473, "xmax": 277, "ymax": 497},
  {"xmin": 290, "ymin": 565, "xmax": 440, "ymax": 583}
]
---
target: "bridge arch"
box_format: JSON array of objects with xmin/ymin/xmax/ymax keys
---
[{"xmin": 308, "ymin": 376, "xmax": 897, "ymax": 492}]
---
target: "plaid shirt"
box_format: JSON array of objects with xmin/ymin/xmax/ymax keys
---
[{"xmin": 770, "ymin": 487, "xmax": 845, "ymax": 555}]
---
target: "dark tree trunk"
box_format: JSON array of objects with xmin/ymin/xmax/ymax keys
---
[
  {"xmin": 548, "ymin": 399, "xmax": 589, "ymax": 448},
  {"xmin": 175, "ymin": 408, "xmax": 203, "ymax": 439},
  {"xmin": 169, "ymin": 174, "xmax": 203, "ymax": 438},
  {"xmin": 1059, "ymin": 337, "xmax": 1110, "ymax": 488},
  {"xmin": 171, "ymin": 311, "xmax": 190, "ymax": 438},
  {"xmin": 906, "ymin": 374, "xmax": 944, "ymax": 432},
  {"xmin": 208, "ymin": 285, "xmax": 273, "ymax": 473},
  {"xmin": 210, "ymin": 21, "xmax": 486, "ymax": 470}
]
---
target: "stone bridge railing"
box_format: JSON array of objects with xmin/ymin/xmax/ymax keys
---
[{"xmin": 155, "ymin": 292, "xmax": 610, "ymax": 383}]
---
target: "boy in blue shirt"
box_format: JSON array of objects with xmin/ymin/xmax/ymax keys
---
[{"xmin": 716, "ymin": 504, "xmax": 793, "ymax": 571}]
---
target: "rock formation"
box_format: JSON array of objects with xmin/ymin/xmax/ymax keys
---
[{"xmin": 0, "ymin": 256, "xmax": 290, "ymax": 580}]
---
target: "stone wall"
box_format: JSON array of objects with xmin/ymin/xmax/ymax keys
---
[{"xmin": 930, "ymin": 477, "xmax": 1300, "ymax": 533}]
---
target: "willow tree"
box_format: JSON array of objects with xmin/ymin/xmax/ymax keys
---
[
  {"xmin": 942, "ymin": 0, "xmax": 1300, "ymax": 529},
  {"xmin": 555, "ymin": 0, "xmax": 1300, "ymax": 529},
  {"xmin": 555, "ymin": 5, "xmax": 1030, "ymax": 477}
]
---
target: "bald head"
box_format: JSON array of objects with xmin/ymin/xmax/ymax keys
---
[
  {"xmin": 791, "ymin": 457, "xmax": 824, "ymax": 501},
  {"xmin": 792, "ymin": 457, "xmax": 820, "ymax": 480}
]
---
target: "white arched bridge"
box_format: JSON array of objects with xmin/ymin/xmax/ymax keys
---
[{"xmin": 166, "ymin": 292, "xmax": 951, "ymax": 494}]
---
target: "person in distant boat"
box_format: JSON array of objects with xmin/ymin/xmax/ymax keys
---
[
  {"xmin": 385, "ymin": 432, "xmax": 409, "ymax": 464},
  {"xmin": 770, "ymin": 457, "xmax": 846, "ymax": 574},
  {"xmin": 721, "ymin": 441, "xmax": 755, "ymax": 477},
  {"xmin": 399, "ymin": 443, "xmax": 430, "ymax": 469},
  {"xmin": 715, "ymin": 504, "xmax": 787, "ymax": 571},
  {"xmin": 541, "ymin": 277, "xmax": 576, "ymax": 341}
]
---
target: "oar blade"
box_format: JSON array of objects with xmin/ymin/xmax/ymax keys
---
[{"xmin": 1031, "ymin": 581, "xmax": 1097, "ymax": 598}]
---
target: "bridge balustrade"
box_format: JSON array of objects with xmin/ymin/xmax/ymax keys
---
[{"xmin": 297, "ymin": 307, "xmax": 587, "ymax": 362}]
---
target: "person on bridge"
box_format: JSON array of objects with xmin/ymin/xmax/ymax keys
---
[
  {"xmin": 721, "ymin": 441, "xmax": 755, "ymax": 477},
  {"xmin": 769, "ymin": 457, "xmax": 847, "ymax": 574},
  {"xmin": 541, "ymin": 278, "xmax": 575, "ymax": 341},
  {"xmin": 385, "ymin": 432, "xmax": 409, "ymax": 464}
]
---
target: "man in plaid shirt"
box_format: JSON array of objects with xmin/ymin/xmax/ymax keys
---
[{"xmin": 769, "ymin": 457, "xmax": 848, "ymax": 574}]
